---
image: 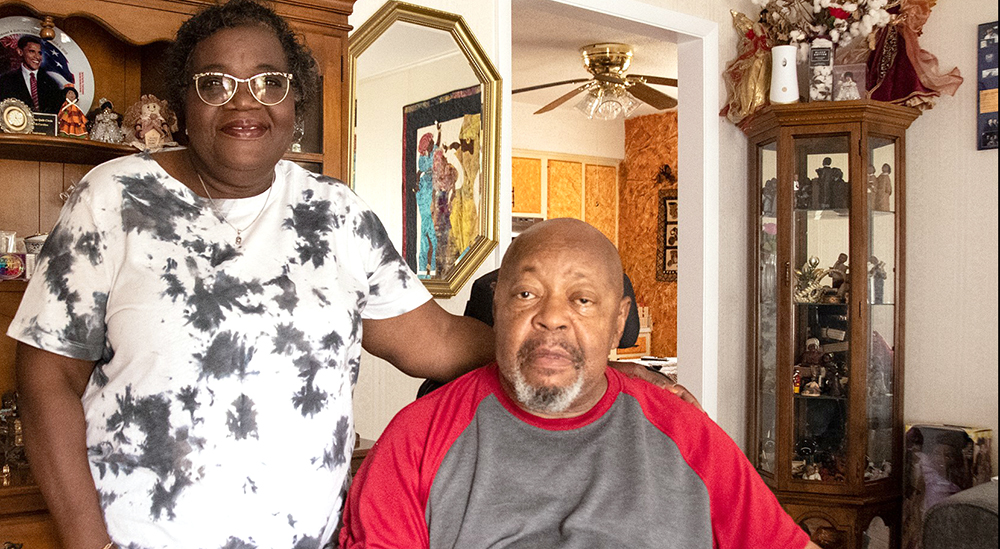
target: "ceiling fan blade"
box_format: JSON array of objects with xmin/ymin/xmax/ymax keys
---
[
  {"xmin": 533, "ymin": 83, "xmax": 591, "ymax": 115},
  {"xmin": 627, "ymin": 82, "xmax": 678, "ymax": 110},
  {"xmin": 630, "ymin": 74, "xmax": 678, "ymax": 87},
  {"xmin": 512, "ymin": 78, "xmax": 592, "ymax": 94}
]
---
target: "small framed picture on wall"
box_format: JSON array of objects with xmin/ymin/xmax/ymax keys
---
[{"xmin": 656, "ymin": 189, "xmax": 678, "ymax": 282}]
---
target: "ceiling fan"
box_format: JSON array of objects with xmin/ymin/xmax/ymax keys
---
[{"xmin": 512, "ymin": 43, "xmax": 678, "ymax": 118}]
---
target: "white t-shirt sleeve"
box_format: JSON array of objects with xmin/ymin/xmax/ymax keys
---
[
  {"xmin": 344, "ymin": 191, "xmax": 431, "ymax": 320},
  {"xmin": 7, "ymin": 177, "xmax": 113, "ymax": 361}
]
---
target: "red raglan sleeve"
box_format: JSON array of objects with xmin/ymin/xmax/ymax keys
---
[
  {"xmin": 624, "ymin": 374, "xmax": 811, "ymax": 549},
  {"xmin": 339, "ymin": 407, "xmax": 433, "ymax": 548},
  {"xmin": 339, "ymin": 366, "xmax": 496, "ymax": 548}
]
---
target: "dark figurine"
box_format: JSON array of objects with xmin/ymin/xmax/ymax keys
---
[
  {"xmin": 814, "ymin": 157, "xmax": 847, "ymax": 209},
  {"xmin": 826, "ymin": 253, "xmax": 850, "ymax": 301},
  {"xmin": 761, "ymin": 177, "xmax": 777, "ymax": 216},
  {"xmin": 794, "ymin": 174, "xmax": 812, "ymax": 209}
]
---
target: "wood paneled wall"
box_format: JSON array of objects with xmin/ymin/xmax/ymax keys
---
[{"xmin": 620, "ymin": 111, "xmax": 679, "ymax": 357}]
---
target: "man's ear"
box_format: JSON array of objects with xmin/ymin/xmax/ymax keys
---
[{"xmin": 612, "ymin": 295, "xmax": 630, "ymax": 347}]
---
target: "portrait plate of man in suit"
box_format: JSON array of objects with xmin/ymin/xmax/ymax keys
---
[{"xmin": 0, "ymin": 16, "xmax": 94, "ymax": 115}]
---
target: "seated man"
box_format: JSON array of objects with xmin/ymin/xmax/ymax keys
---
[{"xmin": 340, "ymin": 218, "xmax": 817, "ymax": 549}]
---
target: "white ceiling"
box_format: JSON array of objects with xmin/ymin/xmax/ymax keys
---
[
  {"xmin": 355, "ymin": 21, "xmax": 461, "ymax": 81},
  {"xmin": 511, "ymin": 0, "xmax": 679, "ymax": 117}
]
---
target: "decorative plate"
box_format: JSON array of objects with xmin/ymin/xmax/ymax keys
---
[
  {"xmin": 0, "ymin": 97, "xmax": 33, "ymax": 133},
  {"xmin": 0, "ymin": 16, "xmax": 96, "ymax": 113}
]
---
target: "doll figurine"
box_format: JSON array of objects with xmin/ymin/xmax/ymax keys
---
[
  {"xmin": 86, "ymin": 98, "xmax": 125, "ymax": 144},
  {"xmin": 57, "ymin": 85, "xmax": 88, "ymax": 138},
  {"xmin": 123, "ymin": 94, "xmax": 178, "ymax": 151}
]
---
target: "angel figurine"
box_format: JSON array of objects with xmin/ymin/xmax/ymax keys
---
[
  {"xmin": 123, "ymin": 94, "xmax": 178, "ymax": 151},
  {"xmin": 57, "ymin": 85, "xmax": 88, "ymax": 138},
  {"xmin": 86, "ymin": 98, "xmax": 125, "ymax": 144}
]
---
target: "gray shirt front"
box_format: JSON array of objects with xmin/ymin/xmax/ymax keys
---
[{"xmin": 427, "ymin": 394, "xmax": 712, "ymax": 548}]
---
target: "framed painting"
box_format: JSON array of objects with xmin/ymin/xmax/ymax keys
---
[
  {"xmin": 402, "ymin": 85, "xmax": 484, "ymax": 282},
  {"xmin": 351, "ymin": 2, "xmax": 501, "ymax": 297},
  {"xmin": 656, "ymin": 188, "xmax": 678, "ymax": 282}
]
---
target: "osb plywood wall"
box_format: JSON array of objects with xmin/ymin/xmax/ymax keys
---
[
  {"xmin": 512, "ymin": 157, "xmax": 542, "ymax": 215},
  {"xmin": 585, "ymin": 164, "xmax": 618, "ymax": 244},
  {"xmin": 620, "ymin": 111, "xmax": 679, "ymax": 357},
  {"xmin": 513, "ymin": 152, "xmax": 619, "ymax": 243},
  {"xmin": 547, "ymin": 160, "xmax": 583, "ymax": 220}
]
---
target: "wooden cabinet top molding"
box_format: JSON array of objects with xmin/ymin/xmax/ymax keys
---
[
  {"xmin": 5, "ymin": 0, "xmax": 355, "ymax": 43},
  {"xmin": 741, "ymin": 99, "xmax": 920, "ymax": 136}
]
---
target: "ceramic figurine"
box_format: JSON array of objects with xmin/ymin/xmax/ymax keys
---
[
  {"xmin": 827, "ymin": 253, "xmax": 850, "ymax": 301},
  {"xmin": 868, "ymin": 255, "xmax": 887, "ymax": 303},
  {"xmin": 873, "ymin": 163, "xmax": 893, "ymax": 211}
]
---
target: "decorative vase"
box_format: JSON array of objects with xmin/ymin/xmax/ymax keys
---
[
  {"xmin": 769, "ymin": 45, "xmax": 799, "ymax": 104},
  {"xmin": 808, "ymin": 38, "xmax": 834, "ymax": 101}
]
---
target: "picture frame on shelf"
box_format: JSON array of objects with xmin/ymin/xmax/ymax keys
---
[
  {"xmin": 833, "ymin": 64, "xmax": 866, "ymax": 101},
  {"xmin": 30, "ymin": 112, "xmax": 56, "ymax": 136}
]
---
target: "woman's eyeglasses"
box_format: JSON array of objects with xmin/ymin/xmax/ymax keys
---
[{"xmin": 191, "ymin": 71, "xmax": 294, "ymax": 106}]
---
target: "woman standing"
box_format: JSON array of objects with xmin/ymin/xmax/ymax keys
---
[{"xmin": 8, "ymin": 1, "xmax": 492, "ymax": 547}]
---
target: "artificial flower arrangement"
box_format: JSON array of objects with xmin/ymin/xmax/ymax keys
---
[
  {"xmin": 721, "ymin": 0, "xmax": 962, "ymax": 125},
  {"xmin": 751, "ymin": 0, "xmax": 892, "ymax": 56}
]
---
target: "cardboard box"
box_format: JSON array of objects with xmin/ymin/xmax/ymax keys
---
[{"xmin": 902, "ymin": 424, "xmax": 993, "ymax": 549}]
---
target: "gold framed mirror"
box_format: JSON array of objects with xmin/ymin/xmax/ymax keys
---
[{"xmin": 349, "ymin": 1, "xmax": 501, "ymax": 297}]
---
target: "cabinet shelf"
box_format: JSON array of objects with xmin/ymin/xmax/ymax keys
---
[
  {"xmin": 0, "ymin": 133, "xmax": 134, "ymax": 165},
  {"xmin": 794, "ymin": 394, "xmax": 848, "ymax": 402},
  {"xmin": 283, "ymin": 151, "xmax": 325, "ymax": 164},
  {"xmin": 794, "ymin": 208, "xmax": 850, "ymax": 218}
]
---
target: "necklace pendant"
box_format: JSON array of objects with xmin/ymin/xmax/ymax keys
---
[{"xmin": 235, "ymin": 233, "xmax": 243, "ymax": 246}]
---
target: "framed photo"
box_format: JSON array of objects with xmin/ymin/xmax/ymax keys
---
[
  {"xmin": 833, "ymin": 64, "xmax": 866, "ymax": 101},
  {"xmin": 402, "ymin": 85, "xmax": 483, "ymax": 280},
  {"xmin": 977, "ymin": 21, "xmax": 998, "ymax": 150},
  {"xmin": 656, "ymin": 188, "xmax": 678, "ymax": 282},
  {"xmin": 0, "ymin": 16, "xmax": 95, "ymax": 115},
  {"xmin": 665, "ymin": 198, "xmax": 678, "ymax": 222}
]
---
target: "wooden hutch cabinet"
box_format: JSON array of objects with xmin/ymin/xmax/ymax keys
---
[
  {"xmin": 744, "ymin": 100, "xmax": 918, "ymax": 549},
  {"xmin": 0, "ymin": 1, "xmax": 354, "ymax": 546}
]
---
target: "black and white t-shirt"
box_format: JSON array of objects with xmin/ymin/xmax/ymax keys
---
[{"xmin": 8, "ymin": 152, "xmax": 430, "ymax": 548}]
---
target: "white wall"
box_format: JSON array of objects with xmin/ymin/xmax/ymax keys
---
[
  {"xmin": 511, "ymin": 99, "xmax": 625, "ymax": 158},
  {"xmin": 355, "ymin": 52, "xmax": 478, "ymax": 251},
  {"xmin": 902, "ymin": 0, "xmax": 999, "ymax": 474},
  {"xmin": 349, "ymin": 0, "xmax": 508, "ymax": 439}
]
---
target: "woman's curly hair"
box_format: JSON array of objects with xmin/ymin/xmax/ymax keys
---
[{"xmin": 164, "ymin": 0, "xmax": 319, "ymax": 125}]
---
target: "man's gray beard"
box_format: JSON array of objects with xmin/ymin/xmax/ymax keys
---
[{"xmin": 510, "ymin": 365, "xmax": 585, "ymax": 414}]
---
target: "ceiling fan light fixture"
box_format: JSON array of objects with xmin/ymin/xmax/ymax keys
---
[{"xmin": 575, "ymin": 84, "xmax": 638, "ymax": 120}]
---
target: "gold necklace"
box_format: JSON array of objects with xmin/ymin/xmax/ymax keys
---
[{"xmin": 196, "ymin": 171, "xmax": 274, "ymax": 246}]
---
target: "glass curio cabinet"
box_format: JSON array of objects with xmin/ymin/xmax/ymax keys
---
[{"xmin": 745, "ymin": 100, "xmax": 918, "ymax": 549}]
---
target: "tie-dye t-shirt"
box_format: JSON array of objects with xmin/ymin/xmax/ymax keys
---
[{"xmin": 7, "ymin": 152, "xmax": 431, "ymax": 548}]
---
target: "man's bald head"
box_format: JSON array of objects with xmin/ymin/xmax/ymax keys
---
[
  {"xmin": 498, "ymin": 218, "xmax": 623, "ymax": 297},
  {"xmin": 492, "ymin": 218, "xmax": 630, "ymax": 417}
]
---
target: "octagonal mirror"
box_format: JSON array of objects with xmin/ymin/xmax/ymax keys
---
[{"xmin": 349, "ymin": 1, "xmax": 501, "ymax": 297}]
